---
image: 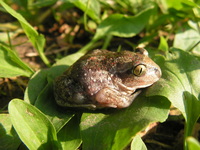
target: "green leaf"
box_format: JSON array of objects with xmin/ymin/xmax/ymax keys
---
[
  {"xmin": 164, "ymin": 0, "xmax": 197, "ymax": 10},
  {"xmin": 146, "ymin": 48, "xmax": 200, "ymax": 149},
  {"xmin": 131, "ymin": 135, "xmax": 147, "ymax": 150},
  {"xmin": 173, "ymin": 23, "xmax": 200, "ymax": 52},
  {"xmin": 24, "ymin": 66, "xmax": 74, "ymax": 132},
  {"xmin": 0, "ymin": 1, "xmax": 50, "ymax": 66},
  {"xmin": 80, "ymin": 96, "xmax": 170, "ymax": 150},
  {"xmin": 30, "ymin": 0, "xmax": 57, "ymax": 8},
  {"xmin": 186, "ymin": 137, "xmax": 200, "ymax": 150},
  {"xmin": 34, "ymin": 80, "xmax": 74, "ymax": 132},
  {"xmin": 93, "ymin": 7, "xmax": 154, "ymax": 40},
  {"xmin": 146, "ymin": 48, "xmax": 200, "ymax": 118},
  {"xmin": 57, "ymin": 116, "xmax": 82, "ymax": 150},
  {"xmin": 0, "ymin": 45, "xmax": 34, "ymax": 77},
  {"xmin": 158, "ymin": 36, "xmax": 169, "ymax": 51},
  {"xmin": 24, "ymin": 70, "xmax": 49, "ymax": 105},
  {"xmin": 53, "ymin": 51, "xmax": 85, "ymax": 66},
  {"xmin": 63, "ymin": 0, "xmax": 100, "ymax": 23},
  {"xmin": 183, "ymin": 92, "xmax": 200, "ymax": 138},
  {"xmin": 8, "ymin": 99, "xmax": 59, "ymax": 150},
  {"xmin": 0, "ymin": 114, "xmax": 21, "ymax": 150}
]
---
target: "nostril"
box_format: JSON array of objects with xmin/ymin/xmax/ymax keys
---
[{"xmin": 155, "ymin": 68, "xmax": 162, "ymax": 78}]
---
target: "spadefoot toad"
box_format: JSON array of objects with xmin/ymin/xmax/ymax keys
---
[{"xmin": 54, "ymin": 48, "xmax": 161, "ymax": 109}]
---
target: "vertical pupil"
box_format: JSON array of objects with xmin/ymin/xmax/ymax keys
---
[
  {"xmin": 139, "ymin": 67, "xmax": 142, "ymax": 74},
  {"xmin": 133, "ymin": 65, "xmax": 146, "ymax": 76}
]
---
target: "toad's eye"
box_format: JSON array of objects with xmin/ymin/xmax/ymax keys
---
[{"xmin": 133, "ymin": 64, "xmax": 146, "ymax": 76}]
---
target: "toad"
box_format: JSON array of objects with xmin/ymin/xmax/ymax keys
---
[{"xmin": 54, "ymin": 48, "xmax": 161, "ymax": 109}]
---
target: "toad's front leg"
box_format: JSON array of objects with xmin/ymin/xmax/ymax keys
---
[{"xmin": 94, "ymin": 87, "xmax": 141, "ymax": 108}]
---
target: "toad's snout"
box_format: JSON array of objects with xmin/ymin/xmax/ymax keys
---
[{"xmin": 154, "ymin": 67, "xmax": 162, "ymax": 79}]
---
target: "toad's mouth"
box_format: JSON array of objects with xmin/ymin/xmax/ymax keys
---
[
  {"xmin": 117, "ymin": 81, "xmax": 153, "ymax": 95},
  {"xmin": 130, "ymin": 89, "xmax": 142, "ymax": 98}
]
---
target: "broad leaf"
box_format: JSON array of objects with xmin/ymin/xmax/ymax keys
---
[
  {"xmin": 186, "ymin": 137, "xmax": 200, "ymax": 150},
  {"xmin": 34, "ymin": 80, "xmax": 74, "ymax": 132},
  {"xmin": 57, "ymin": 116, "xmax": 82, "ymax": 150},
  {"xmin": 80, "ymin": 96, "xmax": 170, "ymax": 150},
  {"xmin": 53, "ymin": 51, "xmax": 84, "ymax": 66},
  {"xmin": 173, "ymin": 23, "xmax": 200, "ymax": 52},
  {"xmin": 146, "ymin": 48, "xmax": 200, "ymax": 118},
  {"xmin": 163, "ymin": 0, "xmax": 198, "ymax": 10},
  {"xmin": 0, "ymin": 114, "xmax": 21, "ymax": 150},
  {"xmin": 0, "ymin": 45, "xmax": 34, "ymax": 77},
  {"xmin": 24, "ymin": 66, "xmax": 74, "ymax": 132},
  {"xmin": 183, "ymin": 92, "xmax": 200, "ymax": 138},
  {"xmin": 146, "ymin": 48, "xmax": 200, "ymax": 147},
  {"xmin": 117, "ymin": 0, "xmax": 154, "ymax": 13},
  {"xmin": 8, "ymin": 99, "xmax": 59, "ymax": 150},
  {"xmin": 131, "ymin": 135, "xmax": 147, "ymax": 150},
  {"xmin": 93, "ymin": 7, "xmax": 154, "ymax": 40},
  {"xmin": 24, "ymin": 70, "xmax": 49, "ymax": 105}
]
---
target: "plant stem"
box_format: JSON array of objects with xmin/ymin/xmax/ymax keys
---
[
  {"xmin": 78, "ymin": 38, "xmax": 100, "ymax": 53},
  {"xmin": 102, "ymin": 35, "xmax": 112, "ymax": 49},
  {"xmin": 39, "ymin": 51, "xmax": 51, "ymax": 67}
]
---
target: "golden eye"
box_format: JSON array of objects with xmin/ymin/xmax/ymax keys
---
[{"xmin": 133, "ymin": 65, "xmax": 146, "ymax": 76}]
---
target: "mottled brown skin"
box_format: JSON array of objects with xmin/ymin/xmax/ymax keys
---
[{"xmin": 54, "ymin": 48, "xmax": 161, "ymax": 109}]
